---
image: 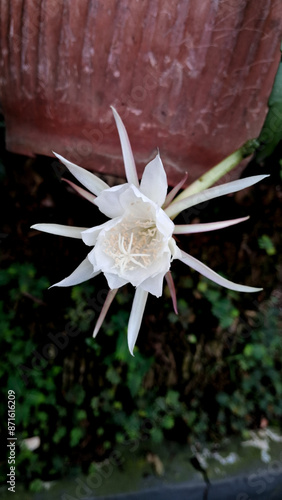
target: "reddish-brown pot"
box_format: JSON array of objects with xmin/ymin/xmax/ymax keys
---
[{"xmin": 0, "ymin": 0, "xmax": 281, "ymax": 185}]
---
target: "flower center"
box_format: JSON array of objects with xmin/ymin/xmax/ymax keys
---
[{"xmin": 103, "ymin": 217, "xmax": 162, "ymax": 273}]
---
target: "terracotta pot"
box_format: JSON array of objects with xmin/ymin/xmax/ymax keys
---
[{"xmin": 0, "ymin": 0, "xmax": 281, "ymax": 185}]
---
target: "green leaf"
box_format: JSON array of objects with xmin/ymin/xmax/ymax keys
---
[
  {"xmin": 257, "ymin": 60, "xmax": 282, "ymax": 160},
  {"xmin": 70, "ymin": 427, "xmax": 84, "ymax": 447},
  {"xmin": 258, "ymin": 234, "xmax": 276, "ymax": 255},
  {"xmin": 150, "ymin": 427, "xmax": 164, "ymax": 443},
  {"xmin": 53, "ymin": 426, "xmax": 67, "ymax": 444},
  {"xmin": 161, "ymin": 414, "xmax": 175, "ymax": 429},
  {"xmin": 106, "ymin": 366, "xmax": 121, "ymax": 385},
  {"xmin": 29, "ymin": 478, "xmax": 44, "ymax": 493}
]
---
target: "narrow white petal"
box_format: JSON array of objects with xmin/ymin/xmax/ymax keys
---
[
  {"xmin": 53, "ymin": 152, "xmax": 109, "ymax": 195},
  {"xmin": 62, "ymin": 178, "xmax": 96, "ymax": 204},
  {"xmin": 178, "ymin": 249, "xmax": 262, "ymax": 293},
  {"xmin": 50, "ymin": 257, "xmax": 100, "ymax": 288},
  {"xmin": 31, "ymin": 223, "xmax": 87, "ymax": 239},
  {"xmin": 173, "ymin": 216, "xmax": 249, "ymax": 234},
  {"xmin": 140, "ymin": 154, "xmax": 168, "ymax": 206},
  {"xmin": 93, "ymin": 289, "xmax": 118, "ymax": 338},
  {"xmin": 111, "ymin": 107, "xmax": 139, "ymax": 187},
  {"xmin": 128, "ymin": 288, "xmax": 149, "ymax": 356},
  {"xmin": 165, "ymin": 175, "xmax": 269, "ymax": 218}
]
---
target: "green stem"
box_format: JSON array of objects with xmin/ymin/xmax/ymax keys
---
[{"xmin": 172, "ymin": 139, "xmax": 259, "ymax": 204}]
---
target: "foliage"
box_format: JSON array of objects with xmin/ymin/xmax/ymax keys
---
[
  {"xmin": 1, "ymin": 259, "xmax": 281, "ymax": 489},
  {"xmin": 0, "ymin": 264, "xmax": 86, "ymax": 486},
  {"xmin": 216, "ymin": 297, "xmax": 282, "ymax": 432},
  {"xmin": 258, "ymin": 234, "xmax": 277, "ymax": 255}
]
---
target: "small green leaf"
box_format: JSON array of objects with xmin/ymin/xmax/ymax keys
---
[
  {"xmin": 258, "ymin": 234, "xmax": 276, "ymax": 255},
  {"xmin": 161, "ymin": 414, "xmax": 175, "ymax": 429},
  {"xmin": 70, "ymin": 427, "xmax": 84, "ymax": 447}
]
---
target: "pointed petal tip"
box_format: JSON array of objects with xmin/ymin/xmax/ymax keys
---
[
  {"xmin": 110, "ymin": 106, "xmax": 121, "ymax": 122},
  {"xmin": 247, "ymin": 287, "xmax": 263, "ymax": 293},
  {"xmin": 92, "ymin": 288, "xmax": 118, "ymax": 339},
  {"xmin": 165, "ymin": 272, "xmax": 178, "ymax": 314},
  {"xmin": 93, "ymin": 326, "xmax": 99, "ymax": 338},
  {"xmin": 166, "ymin": 174, "xmax": 269, "ymax": 218},
  {"xmin": 172, "ymin": 304, "xmax": 178, "ymax": 315},
  {"xmin": 29, "ymin": 223, "xmax": 86, "ymax": 239},
  {"xmin": 246, "ymin": 173, "xmax": 269, "ymax": 183},
  {"xmin": 48, "ymin": 257, "xmax": 98, "ymax": 288},
  {"xmin": 178, "ymin": 250, "xmax": 264, "ymax": 293},
  {"xmin": 140, "ymin": 154, "xmax": 168, "ymax": 205},
  {"xmin": 110, "ymin": 106, "xmax": 139, "ymax": 186},
  {"xmin": 52, "ymin": 152, "xmax": 109, "ymax": 195},
  {"xmin": 128, "ymin": 340, "xmax": 136, "ymax": 356}
]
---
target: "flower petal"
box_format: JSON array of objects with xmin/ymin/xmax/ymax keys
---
[
  {"xmin": 103, "ymin": 272, "xmax": 128, "ymax": 289},
  {"xmin": 173, "ymin": 216, "xmax": 249, "ymax": 234},
  {"xmin": 62, "ymin": 178, "xmax": 96, "ymax": 204},
  {"xmin": 93, "ymin": 288, "xmax": 118, "ymax": 338},
  {"xmin": 178, "ymin": 249, "xmax": 263, "ymax": 293},
  {"xmin": 50, "ymin": 256, "xmax": 99, "ymax": 288},
  {"xmin": 111, "ymin": 107, "xmax": 139, "ymax": 187},
  {"xmin": 94, "ymin": 184, "xmax": 131, "ymax": 218},
  {"xmin": 165, "ymin": 175, "xmax": 269, "ymax": 218},
  {"xmin": 128, "ymin": 288, "xmax": 149, "ymax": 356},
  {"xmin": 165, "ymin": 271, "xmax": 178, "ymax": 314},
  {"xmin": 169, "ymin": 237, "xmax": 183, "ymax": 260},
  {"xmin": 140, "ymin": 153, "xmax": 168, "ymax": 206},
  {"xmin": 163, "ymin": 173, "xmax": 188, "ymax": 208},
  {"xmin": 81, "ymin": 218, "xmax": 121, "ymax": 246},
  {"xmin": 139, "ymin": 271, "xmax": 165, "ymax": 297},
  {"xmin": 155, "ymin": 206, "xmax": 175, "ymax": 238},
  {"xmin": 31, "ymin": 223, "xmax": 87, "ymax": 239},
  {"xmin": 53, "ymin": 152, "xmax": 109, "ymax": 195}
]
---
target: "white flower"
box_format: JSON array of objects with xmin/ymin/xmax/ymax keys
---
[{"xmin": 31, "ymin": 107, "xmax": 268, "ymax": 355}]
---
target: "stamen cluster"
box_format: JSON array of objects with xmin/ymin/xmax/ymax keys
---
[{"xmin": 103, "ymin": 217, "xmax": 162, "ymax": 273}]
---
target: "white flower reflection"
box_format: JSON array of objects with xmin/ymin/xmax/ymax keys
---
[{"xmin": 32, "ymin": 107, "xmax": 267, "ymax": 355}]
